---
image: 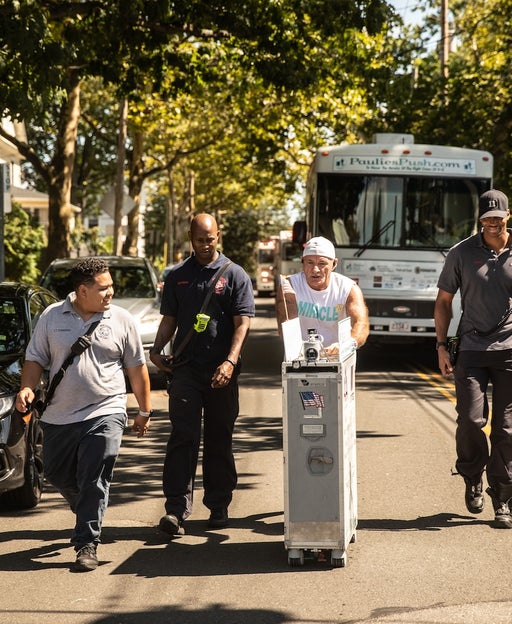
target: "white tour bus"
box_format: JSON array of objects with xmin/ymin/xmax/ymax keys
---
[{"xmin": 294, "ymin": 133, "xmax": 493, "ymax": 341}]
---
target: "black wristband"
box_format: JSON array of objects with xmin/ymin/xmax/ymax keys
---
[
  {"xmin": 436, "ymin": 341, "xmax": 448, "ymax": 349},
  {"xmin": 225, "ymin": 358, "xmax": 237, "ymax": 367}
]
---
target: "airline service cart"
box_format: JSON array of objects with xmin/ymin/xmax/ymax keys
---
[{"xmin": 282, "ymin": 350, "xmax": 357, "ymax": 567}]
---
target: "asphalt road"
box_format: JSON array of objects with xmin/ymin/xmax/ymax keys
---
[{"xmin": 1, "ymin": 299, "xmax": 511, "ymax": 624}]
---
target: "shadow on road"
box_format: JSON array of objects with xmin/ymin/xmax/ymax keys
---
[
  {"xmin": 0, "ymin": 298, "xmax": 454, "ymax": 586},
  {"xmin": 358, "ymin": 512, "xmax": 490, "ymax": 532},
  {"xmin": 90, "ymin": 605, "xmax": 292, "ymax": 624}
]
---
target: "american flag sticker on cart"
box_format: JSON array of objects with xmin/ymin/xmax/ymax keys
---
[{"xmin": 299, "ymin": 391, "xmax": 325, "ymax": 409}]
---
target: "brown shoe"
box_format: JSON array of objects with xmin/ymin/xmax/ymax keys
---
[{"xmin": 73, "ymin": 543, "xmax": 98, "ymax": 572}]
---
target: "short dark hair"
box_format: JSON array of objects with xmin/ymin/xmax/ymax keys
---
[{"xmin": 70, "ymin": 257, "xmax": 110, "ymax": 290}]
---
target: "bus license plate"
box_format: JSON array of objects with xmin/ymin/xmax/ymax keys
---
[{"xmin": 390, "ymin": 321, "xmax": 411, "ymax": 332}]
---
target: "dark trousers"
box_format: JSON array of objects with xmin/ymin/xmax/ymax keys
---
[
  {"xmin": 163, "ymin": 364, "xmax": 239, "ymax": 521},
  {"xmin": 454, "ymin": 350, "xmax": 512, "ymax": 489},
  {"xmin": 40, "ymin": 413, "xmax": 126, "ymax": 549}
]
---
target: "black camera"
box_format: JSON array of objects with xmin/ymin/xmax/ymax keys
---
[{"xmin": 303, "ymin": 329, "xmax": 324, "ymax": 362}]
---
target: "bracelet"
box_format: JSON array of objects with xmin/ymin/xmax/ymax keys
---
[
  {"xmin": 225, "ymin": 358, "xmax": 237, "ymax": 367},
  {"xmin": 138, "ymin": 410, "xmax": 153, "ymax": 418},
  {"xmin": 436, "ymin": 341, "xmax": 448, "ymax": 349}
]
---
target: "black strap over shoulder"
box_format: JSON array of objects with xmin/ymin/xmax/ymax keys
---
[
  {"xmin": 39, "ymin": 318, "xmax": 102, "ymax": 412},
  {"xmin": 456, "ymin": 305, "xmax": 512, "ymax": 341},
  {"xmin": 172, "ymin": 260, "xmax": 232, "ymax": 361},
  {"xmin": 473, "ymin": 306, "xmax": 512, "ymax": 337}
]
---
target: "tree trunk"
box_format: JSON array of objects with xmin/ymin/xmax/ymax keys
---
[
  {"xmin": 45, "ymin": 71, "xmax": 81, "ymax": 265},
  {"xmin": 122, "ymin": 130, "xmax": 144, "ymax": 256},
  {"xmin": 114, "ymin": 98, "xmax": 128, "ymax": 256}
]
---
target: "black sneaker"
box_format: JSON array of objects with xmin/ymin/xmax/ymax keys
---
[
  {"xmin": 208, "ymin": 508, "xmax": 229, "ymax": 529},
  {"xmin": 73, "ymin": 543, "xmax": 98, "ymax": 572},
  {"xmin": 464, "ymin": 478, "xmax": 484, "ymax": 514},
  {"xmin": 159, "ymin": 514, "xmax": 184, "ymax": 536},
  {"xmin": 486, "ymin": 487, "xmax": 512, "ymax": 529}
]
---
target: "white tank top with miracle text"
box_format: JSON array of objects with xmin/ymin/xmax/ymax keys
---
[{"xmin": 288, "ymin": 271, "xmax": 355, "ymax": 346}]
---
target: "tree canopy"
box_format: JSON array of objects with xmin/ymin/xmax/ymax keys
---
[
  {"xmin": 3, "ymin": 0, "xmax": 512, "ymax": 276},
  {"xmin": 0, "ymin": 0, "xmax": 396, "ymax": 268}
]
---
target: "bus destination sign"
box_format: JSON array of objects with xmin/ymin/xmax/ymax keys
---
[{"xmin": 333, "ymin": 155, "xmax": 477, "ymax": 175}]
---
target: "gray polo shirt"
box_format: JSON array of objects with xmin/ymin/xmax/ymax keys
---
[
  {"xmin": 437, "ymin": 230, "xmax": 512, "ymax": 351},
  {"xmin": 26, "ymin": 294, "xmax": 145, "ymax": 425}
]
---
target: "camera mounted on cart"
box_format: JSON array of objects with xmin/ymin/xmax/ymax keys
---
[{"xmin": 302, "ymin": 329, "xmax": 325, "ymax": 363}]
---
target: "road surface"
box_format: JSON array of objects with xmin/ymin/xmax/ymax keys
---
[{"xmin": 1, "ymin": 299, "xmax": 511, "ymax": 624}]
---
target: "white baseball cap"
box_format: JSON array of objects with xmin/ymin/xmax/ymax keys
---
[{"xmin": 302, "ymin": 236, "xmax": 336, "ymax": 259}]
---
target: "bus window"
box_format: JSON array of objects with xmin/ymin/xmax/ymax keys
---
[
  {"xmin": 316, "ymin": 173, "xmax": 486, "ymax": 250},
  {"xmin": 403, "ymin": 178, "xmax": 480, "ymax": 247},
  {"xmin": 318, "ymin": 174, "xmax": 403, "ymax": 247},
  {"xmin": 258, "ymin": 249, "xmax": 275, "ymax": 264}
]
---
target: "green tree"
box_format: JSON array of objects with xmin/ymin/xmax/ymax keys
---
[
  {"xmin": 4, "ymin": 204, "xmax": 46, "ymax": 282},
  {"xmin": 443, "ymin": 0, "xmax": 512, "ymax": 191},
  {"xmin": 0, "ymin": 0, "xmax": 392, "ymax": 263},
  {"xmin": 221, "ymin": 210, "xmax": 261, "ymax": 275},
  {"xmin": 364, "ymin": 0, "xmax": 512, "ymax": 195},
  {"xmin": 119, "ymin": 19, "xmax": 400, "ymax": 260}
]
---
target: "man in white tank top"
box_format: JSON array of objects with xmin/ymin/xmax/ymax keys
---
[{"xmin": 276, "ymin": 236, "xmax": 369, "ymax": 355}]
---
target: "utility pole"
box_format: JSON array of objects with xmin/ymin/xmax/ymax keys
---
[{"xmin": 440, "ymin": 0, "xmax": 449, "ymax": 80}]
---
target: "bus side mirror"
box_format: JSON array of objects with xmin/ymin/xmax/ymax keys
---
[{"xmin": 292, "ymin": 221, "xmax": 307, "ymax": 245}]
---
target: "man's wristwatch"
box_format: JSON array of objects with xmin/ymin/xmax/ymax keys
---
[{"xmin": 435, "ymin": 341, "xmax": 448, "ymax": 349}]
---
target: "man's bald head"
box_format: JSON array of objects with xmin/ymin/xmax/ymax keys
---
[
  {"xmin": 190, "ymin": 213, "xmax": 218, "ymax": 236},
  {"xmin": 189, "ymin": 213, "xmax": 220, "ymax": 265}
]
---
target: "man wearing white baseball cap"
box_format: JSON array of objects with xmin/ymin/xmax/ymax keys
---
[{"xmin": 276, "ymin": 235, "xmax": 369, "ymax": 354}]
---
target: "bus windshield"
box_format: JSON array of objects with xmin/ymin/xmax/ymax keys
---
[
  {"xmin": 258, "ymin": 249, "xmax": 275, "ymax": 264},
  {"xmin": 316, "ymin": 174, "xmax": 490, "ymax": 250}
]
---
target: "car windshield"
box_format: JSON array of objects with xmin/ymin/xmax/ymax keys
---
[
  {"xmin": 0, "ymin": 298, "xmax": 26, "ymax": 354},
  {"xmin": 42, "ymin": 265, "xmax": 157, "ymax": 300}
]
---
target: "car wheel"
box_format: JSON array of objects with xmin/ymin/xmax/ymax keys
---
[{"xmin": 3, "ymin": 417, "xmax": 44, "ymax": 509}]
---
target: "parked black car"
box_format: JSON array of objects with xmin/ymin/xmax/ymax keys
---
[{"xmin": 0, "ymin": 283, "xmax": 59, "ymax": 509}]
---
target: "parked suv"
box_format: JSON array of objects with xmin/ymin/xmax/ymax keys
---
[
  {"xmin": 40, "ymin": 256, "xmax": 166, "ymax": 381},
  {"xmin": 0, "ymin": 283, "xmax": 59, "ymax": 509}
]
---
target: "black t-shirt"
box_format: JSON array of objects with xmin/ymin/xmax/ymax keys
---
[{"xmin": 438, "ymin": 230, "xmax": 512, "ymax": 351}]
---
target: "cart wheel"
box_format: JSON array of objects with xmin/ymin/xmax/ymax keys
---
[
  {"xmin": 331, "ymin": 550, "xmax": 346, "ymax": 568},
  {"xmin": 288, "ymin": 549, "xmax": 304, "ymax": 566}
]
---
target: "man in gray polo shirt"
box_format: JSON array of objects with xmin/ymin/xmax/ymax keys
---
[
  {"xmin": 435, "ymin": 189, "xmax": 512, "ymax": 529},
  {"xmin": 16, "ymin": 257, "xmax": 153, "ymax": 571}
]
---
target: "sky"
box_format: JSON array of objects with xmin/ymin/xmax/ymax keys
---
[
  {"xmin": 387, "ymin": 1, "xmax": 425, "ymax": 26},
  {"xmin": 387, "ymin": 1, "xmax": 440, "ymax": 54}
]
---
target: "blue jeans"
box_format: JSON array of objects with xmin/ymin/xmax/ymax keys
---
[{"xmin": 40, "ymin": 413, "xmax": 126, "ymax": 549}]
